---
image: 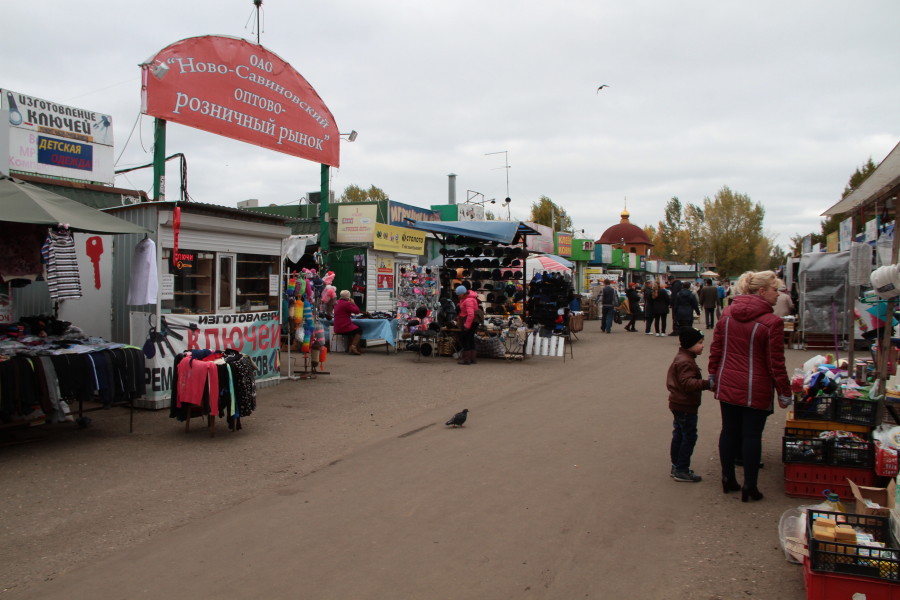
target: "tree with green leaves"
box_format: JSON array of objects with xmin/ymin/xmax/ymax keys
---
[
  {"xmin": 339, "ymin": 184, "xmax": 388, "ymax": 203},
  {"xmin": 701, "ymin": 186, "xmax": 765, "ymax": 278},
  {"xmin": 529, "ymin": 196, "xmax": 572, "ymax": 230},
  {"xmin": 657, "ymin": 197, "xmax": 682, "ymax": 259}
]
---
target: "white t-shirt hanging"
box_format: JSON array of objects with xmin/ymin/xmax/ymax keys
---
[{"xmin": 127, "ymin": 238, "xmax": 158, "ymax": 305}]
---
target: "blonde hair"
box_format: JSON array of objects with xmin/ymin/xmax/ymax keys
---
[{"xmin": 734, "ymin": 271, "xmax": 782, "ymax": 295}]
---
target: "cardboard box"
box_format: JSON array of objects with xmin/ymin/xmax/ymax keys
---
[{"xmin": 848, "ymin": 478, "xmax": 897, "ymax": 517}]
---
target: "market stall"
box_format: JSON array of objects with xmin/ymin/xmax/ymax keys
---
[
  {"xmin": 404, "ymin": 219, "xmax": 580, "ymax": 360},
  {"xmin": 102, "ymin": 201, "xmax": 292, "ymax": 410},
  {"xmin": 0, "ymin": 175, "xmax": 152, "ymax": 431}
]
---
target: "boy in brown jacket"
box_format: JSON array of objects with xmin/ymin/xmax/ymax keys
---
[{"xmin": 667, "ymin": 327, "xmax": 710, "ymax": 482}]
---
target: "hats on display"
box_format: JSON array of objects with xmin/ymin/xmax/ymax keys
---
[
  {"xmin": 505, "ymin": 284, "xmax": 516, "ymax": 297},
  {"xmin": 483, "ymin": 283, "xmax": 494, "ymax": 290},
  {"xmin": 492, "ymin": 268, "xmax": 503, "ymax": 280},
  {"xmin": 483, "ymin": 247, "xmax": 494, "ymax": 257},
  {"xmin": 679, "ymin": 327, "xmax": 704, "ymax": 350},
  {"xmin": 503, "ymin": 270, "xmax": 515, "ymax": 279}
]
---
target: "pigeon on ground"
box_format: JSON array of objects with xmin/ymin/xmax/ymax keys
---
[
  {"xmin": 596, "ymin": 84, "xmax": 610, "ymax": 93},
  {"xmin": 445, "ymin": 409, "xmax": 469, "ymax": 427}
]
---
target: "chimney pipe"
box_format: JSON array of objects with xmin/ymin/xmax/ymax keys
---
[{"xmin": 448, "ymin": 173, "xmax": 457, "ymax": 205}]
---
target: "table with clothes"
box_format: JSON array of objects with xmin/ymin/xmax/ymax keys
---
[
  {"xmin": 0, "ymin": 338, "xmax": 145, "ymax": 430},
  {"xmin": 323, "ymin": 318, "xmax": 399, "ymax": 353}
]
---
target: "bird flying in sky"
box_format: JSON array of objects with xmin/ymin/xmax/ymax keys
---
[
  {"xmin": 445, "ymin": 409, "xmax": 469, "ymax": 427},
  {"xmin": 596, "ymin": 85, "xmax": 610, "ymax": 93}
]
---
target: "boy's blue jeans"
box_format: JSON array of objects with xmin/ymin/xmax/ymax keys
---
[{"xmin": 670, "ymin": 410, "xmax": 699, "ymax": 472}]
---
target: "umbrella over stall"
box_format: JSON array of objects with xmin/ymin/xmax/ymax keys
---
[{"xmin": 0, "ymin": 175, "xmax": 152, "ymax": 234}]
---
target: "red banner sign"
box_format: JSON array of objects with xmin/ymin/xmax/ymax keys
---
[{"xmin": 141, "ymin": 35, "xmax": 340, "ymax": 167}]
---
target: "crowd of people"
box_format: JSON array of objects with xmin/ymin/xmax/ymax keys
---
[{"xmin": 596, "ymin": 275, "xmax": 796, "ymax": 337}]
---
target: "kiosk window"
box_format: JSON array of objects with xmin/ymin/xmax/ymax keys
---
[{"xmin": 161, "ymin": 249, "xmax": 214, "ymax": 314}]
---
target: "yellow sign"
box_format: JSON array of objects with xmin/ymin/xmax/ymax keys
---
[
  {"xmin": 826, "ymin": 231, "xmax": 839, "ymax": 253},
  {"xmin": 373, "ymin": 223, "xmax": 426, "ymax": 255}
]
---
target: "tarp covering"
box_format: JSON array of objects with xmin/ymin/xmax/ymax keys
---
[
  {"xmin": 406, "ymin": 219, "xmax": 538, "ymax": 244},
  {"xmin": 0, "ymin": 175, "xmax": 152, "ymax": 234},
  {"xmin": 799, "ymin": 251, "xmax": 849, "ymax": 335}
]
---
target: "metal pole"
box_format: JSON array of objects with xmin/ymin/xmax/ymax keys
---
[
  {"xmin": 152, "ymin": 118, "xmax": 167, "ymax": 201},
  {"xmin": 319, "ymin": 163, "xmax": 330, "ymax": 265}
]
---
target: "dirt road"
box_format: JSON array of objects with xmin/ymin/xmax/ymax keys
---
[{"xmin": 0, "ymin": 320, "xmax": 808, "ymax": 598}]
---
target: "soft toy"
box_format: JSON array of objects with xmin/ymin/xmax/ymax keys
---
[
  {"xmin": 323, "ymin": 270, "xmax": 335, "ymax": 286},
  {"xmin": 321, "ymin": 285, "xmax": 337, "ymax": 304}
]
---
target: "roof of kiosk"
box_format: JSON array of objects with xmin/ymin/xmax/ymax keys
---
[{"xmin": 407, "ymin": 220, "xmax": 539, "ymax": 244}]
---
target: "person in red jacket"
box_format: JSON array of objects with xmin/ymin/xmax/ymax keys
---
[
  {"xmin": 708, "ymin": 270, "xmax": 792, "ymax": 502},
  {"xmin": 333, "ymin": 290, "xmax": 363, "ymax": 355},
  {"xmin": 455, "ymin": 285, "xmax": 479, "ymax": 365}
]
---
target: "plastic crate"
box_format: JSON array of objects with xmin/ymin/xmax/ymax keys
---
[
  {"xmin": 876, "ymin": 443, "xmax": 899, "ymax": 477},
  {"xmin": 834, "ymin": 396, "xmax": 881, "ymax": 427},
  {"xmin": 782, "ymin": 429, "xmax": 828, "ymax": 465},
  {"xmin": 829, "ymin": 438, "xmax": 875, "ymax": 469},
  {"xmin": 794, "ymin": 394, "xmax": 838, "ymax": 421},
  {"xmin": 787, "ymin": 411, "xmax": 872, "ymax": 434},
  {"xmin": 782, "ymin": 427, "xmax": 874, "ymax": 469},
  {"xmin": 804, "ymin": 558, "xmax": 900, "ymax": 599},
  {"xmin": 807, "ymin": 510, "xmax": 900, "ymax": 582},
  {"xmin": 783, "ymin": 464, "xmax": 877, "ymax": 500}
]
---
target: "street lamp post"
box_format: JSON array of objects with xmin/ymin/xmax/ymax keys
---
[{"xmin": 319, "ymin": 130, "xmax": 358, "ymax": 270}]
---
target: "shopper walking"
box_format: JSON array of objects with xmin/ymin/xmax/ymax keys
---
[
  {"xmin": 708, "ymin": 270, "xmax": 792, "ymax": 502},
  {"xmin": 668, "ymin": 278, "xmax": 683, "ymax": 335},
  {"xmin": 673, "ymin": 284, "xmax": 700, "ymax": 331},
  {"xmin": 624, "ymin": 283, "xmax": 641, "ymax": 332},
  {"xmin": 650, "ymin": 281, "xmax": 671, "ymax": 337},
  {"xmin": 698, "ymin": 279, "xmax": 719, "ymax": 329},
  {"xmin": 642, "ymin": 281, "xmax": 655, "ymax": 335},
  {"xmin": 600, "ymin": 279, "xmax": 618, "ymax": 334}
]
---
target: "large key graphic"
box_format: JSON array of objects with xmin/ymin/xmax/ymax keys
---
[{"xmin": 85, "ymin": 236, "xmax": 103, "ymax": 289}]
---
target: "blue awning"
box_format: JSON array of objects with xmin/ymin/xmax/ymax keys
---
[{"xmin": 406, "ymin": 219, "xmax": 539, "ymax": 244}]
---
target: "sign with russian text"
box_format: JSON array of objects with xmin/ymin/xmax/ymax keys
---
[
  {"xmin": 141, "ymin": 35, "xmax": 340, "ymax": 167},
  {"xmin": 141, "ymin": 310, "xmax": 281, "ymax": 403},
  {"xmin": 1, "ymin": 88, "xmax": 114, "ymax": 183},
  {"xmin": 556, "ymin": 232, "xmax": 572, "ymax": 257},
  {"xmin": 336, "ymin": 204, "xmax": 377, "ymax": 243},
  {"xmin": 388, "ymin": 201, "xmax": 439, "ymax": 227},
  {"xmin": 373, "ymin": 223, "xmax": 426, "ymax": 255}
]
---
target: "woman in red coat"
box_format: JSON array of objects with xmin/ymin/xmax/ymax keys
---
[
  {"xmin": 708, "ymin": 270, "xmax": 792, "ymax": 502},
  {"xmin": 333, "ymin": 290, "xmax": 363, "ymax": 355}
]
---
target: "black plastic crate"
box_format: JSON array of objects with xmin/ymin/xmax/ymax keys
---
[
  {"xmin": 782, "ymin": 427, "xmax": 827, "ymax": 464},
  {"xmin": 829, "ymin": 438, "xmax": 875, "ymax": 469},
  {"xmin": 807, "ymin": 510, "xmax": 900, "ymax": 582},
  {"xmin": 794, "ymin": 394, "xmax": 837, "ymax": 421},
  {"xmin": 834, "ymin": 396, "xmax": 881, "ymax": 427}
]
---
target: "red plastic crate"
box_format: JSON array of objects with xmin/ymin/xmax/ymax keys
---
[
  {"xmin": 876, "ymin": 443, "xmax": 899, "ymax": 477},
  {"xmin": 804, "ymin": 558, "xmax": 900, "ymax": 600},
  {"xmin": 783, "ymin": 463, "xmax": 878, "ymax": 500}
]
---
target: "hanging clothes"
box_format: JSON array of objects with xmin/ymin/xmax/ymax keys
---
[
  {"xmin": 42, "ymin": 228, "xmax": 82, "ymax": 301},
  {"xmin": 127, "ymin": 237, "xmax": 159, "ymax": 305}
]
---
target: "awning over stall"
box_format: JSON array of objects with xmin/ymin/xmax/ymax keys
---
[
  {"xmin": 406, "ymin": 219, "xmax": 539, "ymax": 244},
  {"xmin": 0, "ymin": 175, "xmax": 152, "ymax": 234}
]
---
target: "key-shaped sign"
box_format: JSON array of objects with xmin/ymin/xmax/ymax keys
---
[{"xmin": 85, "ymin": 236, "xmax": 104, "ymax": 289}]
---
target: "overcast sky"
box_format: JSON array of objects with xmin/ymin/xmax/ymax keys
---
[{"xmin": 4, "ymin": 1, "xmax": 899, "ymax": 247}]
